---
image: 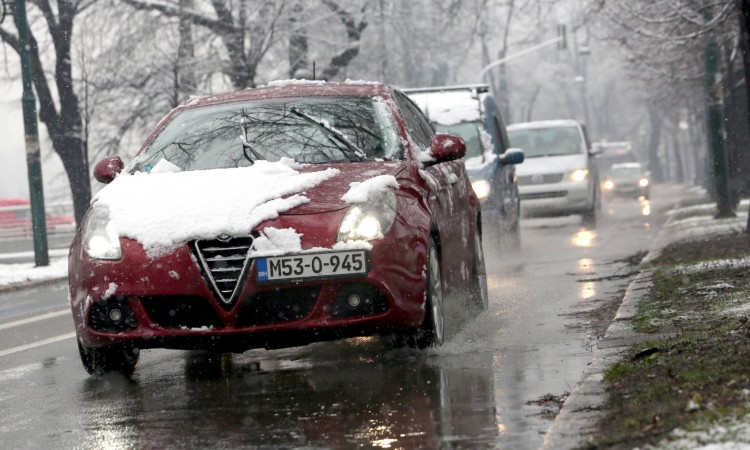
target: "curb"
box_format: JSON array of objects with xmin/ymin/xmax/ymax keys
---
[
  {"xmin": 539, "ymin": 269, "xmax": 655, "ymax": 450},
  {"xmin": 0, "ymin": 276, "xmax": 67, "ymax": 295}
]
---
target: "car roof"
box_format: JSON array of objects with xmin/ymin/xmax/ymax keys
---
[
  {"xmin": 178, "ymin": 80, "xmax": 391, "ymax": 111},
  {"xmin": 507, "ymin": 119, "xmax": 581, "ymax": 131}
]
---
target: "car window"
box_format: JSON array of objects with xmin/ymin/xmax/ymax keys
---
[
  {"xmin": 133, "ymin": 96, "xmax": 401, "ymax": 171},
  {"xmin": 507, "ymin": 126, "xmax": 582, "ymax": 158},
  {"xmin": 394, "ymin": 91, "xmax": 434, "ymax": 150}
]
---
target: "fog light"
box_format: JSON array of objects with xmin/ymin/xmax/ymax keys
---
[
  {"xmin": 109, "ymin": 308, "xmax": 123, "ymax": 323},
  {"xmin": 347, "ymin": 294, "xmax": 361, "ymax": 307}
]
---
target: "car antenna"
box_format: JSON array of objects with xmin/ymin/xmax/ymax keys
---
[{"xmin": 313, "ymin": 61, "xmax": 316, "ymax": 81}]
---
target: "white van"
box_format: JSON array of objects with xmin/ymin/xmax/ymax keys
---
[{"xmin": 507, "ymin": 120, "xmax": 601, "ymax": 225}]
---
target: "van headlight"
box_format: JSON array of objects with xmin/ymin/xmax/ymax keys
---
[
  {"xmin": 639, "ymin": 178, "xmax": 649, "ymax": 187},
  {"xmin": 569, "ymin": 169, "xmax": 589, "ymax": 182},
  {"xmin": 83, "ymin": 207, "xmax": 122, "ymax": 260},
  {"xmin": 338, "ymin": 190, "xmax": 397, "ymax": 242},
  {"xmin": 471, "ymin": 180, "xmax": 491, "ymax": 200}
]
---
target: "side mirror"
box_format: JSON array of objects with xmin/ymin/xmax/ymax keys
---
[
  {"xmin": 500, "ymin": 148, "xmax": 525, "ymax": 165},
  {"xmin": 428, "ymin": 134, "xmax": 466, "ymax": 164},
  {"xmin": 589, "ymin": 146, "xmax": 602, "ymax": 156},
  {"xmin": 94, "ymin": 156, "xmax": 124, "ymax": 184}
]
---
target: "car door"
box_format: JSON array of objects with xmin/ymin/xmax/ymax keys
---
[{"xmin": 394, "ymin": 91, "xmax": 471, "ymax": 289}]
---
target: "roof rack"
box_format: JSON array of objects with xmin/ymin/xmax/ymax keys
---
[{"xmin": 400, "ymin": 84, "xmax": 490, "ymax": 95}]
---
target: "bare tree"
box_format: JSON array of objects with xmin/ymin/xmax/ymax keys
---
[{"xmin": 0, "ymin": 0, "xmax": 94, "ymax": 225}]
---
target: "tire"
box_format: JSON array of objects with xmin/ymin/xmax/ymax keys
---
[
  {"xmin": 78, "ymin": 340, "xmax": 139, "ymax": 376},
  {"xmin": 503, "ymin": 215, "xmax": 521, "ymax": 251},
  {"xmin": 581, "ymin": 186, "xmax": 600, "ymax": 227},
  {"xmin": 470, "ymin": 226, "xmax": 489, "ymax": 312},
  {"xmin": 410, "ymin": 238, "xmax": 445, "ymax": 349}
]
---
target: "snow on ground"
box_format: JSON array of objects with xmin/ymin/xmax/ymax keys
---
[
  {"xmin": 638, "ymin": 415, "xmax": 750, "ymax": 450},
  {"xmin": 644, "ymin": 201, "xmax": 748, "ymax": 264},
  {"xmin": 0, "ymin": 258, "xmax": 67, "ymax": 290}
]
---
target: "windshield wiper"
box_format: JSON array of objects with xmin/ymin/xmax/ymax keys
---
[
  {"xmin": 289, "ymin": 106, "xmax": 367, "ymax": 161},
  {"xmin": 239, "ymin": 108, "xmax": 266, "ymax": 164}
]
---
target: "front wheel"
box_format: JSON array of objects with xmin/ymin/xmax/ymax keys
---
[
  {"xmin": 400, "ymin": 238, "xmax": 445, "ymax": 349},
  {"xmin": 78, "ymin": 340, "xmax": 139, "ymax": 376},
  {"xmin": 581, "ymin": 187, "xmax": 600, "ymax": 227}
]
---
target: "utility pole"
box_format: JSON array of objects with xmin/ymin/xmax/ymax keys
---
[
  {"xmin": 703, "ymin": 4, "xmax": 734, "ymax": 219},
  {"xmin": 10, "ymin": 0, "xmax": 49, "ymax": 266},
  {"xmin": 378, "ymin": 0, "xmax": 387, "ymax": 82}
]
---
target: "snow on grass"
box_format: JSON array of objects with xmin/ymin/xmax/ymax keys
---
[
  {"xmin": 94, "ymin": 160, "xmax": 340, "ymax": 258},
  {"xmin": 0, "ymin": 258, "xmax": 67, "ymax": 290},
  {"xmin": 638, "ymin": 415, "xmax": 750, "ymax": 450}
]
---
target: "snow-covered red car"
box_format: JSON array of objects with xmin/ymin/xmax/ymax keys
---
[{"xmin": 69, "ymin": 81, "xmax": 488, "ymax": 375}]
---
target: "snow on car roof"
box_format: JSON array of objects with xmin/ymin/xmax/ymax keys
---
[
  {"xmin": 180, "ymin": 81, "xmax": 390, "ymax": 111},
  {"xmin": 507, "ymin": 119, "xmax": 581, "ymax": 130},
  {"xmin": 93, "ymin": 159, "xmax": 340, "ymax": 258},
  {"xmin": 407, "ymin": 90, "xmax": 484, "ymax": 126}
]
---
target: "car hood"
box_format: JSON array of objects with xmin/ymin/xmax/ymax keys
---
[
  {"xmin": 285, "ymin": 161, "xmax": 407, "ymax": 214},
  {"xmin": 515, "ymin": 154, "xmax": 587, "ymax": 176},
  {"xmin": 92, "ymin": 159, "xmax": 407, "ymax": 258}
]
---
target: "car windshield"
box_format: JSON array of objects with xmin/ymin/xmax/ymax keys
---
[
  {"xmin": 133, "ymin": 96, "xmax": 401, "ymax": 171},
  {"xmin": 611, "ymin": 166, "xmax": 643, "ymax": 178},
  {"xmin": 508, "ymin": 126, "xmax": 582, "ymax": 158},
  {"xmin": 434, "ymin": 122, "xmax": 485, "ymax": 159}
]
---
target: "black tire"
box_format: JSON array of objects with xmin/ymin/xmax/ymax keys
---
[
  {"xmin": 470, "ymin": 226, "xmax": 489, "ymax": 312},
  {"xmin": 404, "ymin": 238, "xmax": 445, "ymax": 349},
  {"xmin": 78, "ymin": 340, "xmax": 139, "ymax": 376},
  {"xmin": 503, "ymin": 216, "xmax": 521, "ymax": 251},
  {"xmin": 581, "ymin": 187, "xmax": 600, "ymax": 227}
]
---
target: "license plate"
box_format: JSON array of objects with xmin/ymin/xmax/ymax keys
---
[{"xmin": 256, "ymin": 250, "xmax": 369, "ymax": 283}]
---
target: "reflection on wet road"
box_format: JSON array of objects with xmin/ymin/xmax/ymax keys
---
[{"xmin": 0, "ymin": 185, "xmax": 684, "ymax": 449}]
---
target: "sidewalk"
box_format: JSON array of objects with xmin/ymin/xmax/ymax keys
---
[{"xmin": 540, "ymin": 191, "xmax": 750, "ymax": 450}]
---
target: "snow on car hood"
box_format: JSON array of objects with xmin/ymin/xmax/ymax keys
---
[
  {"xmin": 514, "ymin": 154, "xmax": 588, "ymax": 176},
  {"xmin": 282, "ymin": 161, "xmax": 406, "ymax": 214},
  {"xmin": 92, "ymin": 159, "xmax": 405, "ymax": 257}
]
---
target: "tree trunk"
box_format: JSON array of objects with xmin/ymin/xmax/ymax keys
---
[
  {"xmin": 647, "ymin": 106, "xmax": 664, "ymax": 183},
  {"xmin": 288, "ymin": 2, "xmax": 308, "ymax": 77}
]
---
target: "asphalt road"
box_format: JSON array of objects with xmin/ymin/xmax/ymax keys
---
[{"xmin": 0, "ymin": 185, "xmax": 684, "ymax": 449}]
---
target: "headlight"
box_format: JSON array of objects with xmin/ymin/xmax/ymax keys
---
[
  {"xmin": 604, "ymin": 180, "xmax": 614, "ymax": 190},
  {"xmin": 337, "ymin": 189, "xmax": 397, "ymax": 242},
  {"xmin": 471, "ymin": 180, "xmax": 491, "ymax": 200},
  {"xmin": 83, "ymin": 207, "xmax": 122, "ymax": 260},
  {"xmin": 569, "ymin": 169, "xmax": 588, "ymax": 182},
  {"xmin": 639, "ymin": 178, "xmax": 649, "ymax": 187}
]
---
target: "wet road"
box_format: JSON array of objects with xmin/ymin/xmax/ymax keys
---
[{"xmin": 0, "ymin": 185, "xmax": 684, "ymax": 449}]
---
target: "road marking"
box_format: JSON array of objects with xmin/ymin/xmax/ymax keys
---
[
  {"xmin": 0, "ymin": 309, "xmax": 70, "ymax": 331},
  {"xmin": 0, "ymin": 332, "xmax": 76, "ymax": 358}
]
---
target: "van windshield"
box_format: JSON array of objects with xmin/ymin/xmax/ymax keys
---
[{"xmin": 508, "ymin": 126, "xmax": 582, "ymax": 158}]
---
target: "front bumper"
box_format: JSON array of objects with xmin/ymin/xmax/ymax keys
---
[
  {"xmin": 69, "ymin": 213, "xmax": 429, "ymax": 352},
  {"xmin": 519, "ymin": 181, "xmax": 593, "ymax": 217}
]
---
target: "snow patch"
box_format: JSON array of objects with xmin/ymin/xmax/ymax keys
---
[
  {"xmin": 341, "ymin": 175, "xmax": 399, "ymax": 203},
  {"xmin": 103, "ymin": 282, "xmax": 117, "ymax": 300},
  {"xmin": 93, "ymin": 160, "xmax": 340, "ymax": 258},
  {"xmin": 0, "ymin": 258, "xmax": 68, "ymax": 290}
]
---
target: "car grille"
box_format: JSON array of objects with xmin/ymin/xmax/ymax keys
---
[
  {"xmin": 517, "ymin": 173, "xmax": 564, "ymax": 185},
  {"xmin": 192, "ymin": 235, "xmax": 256, "ymax": 309},
  {"xmin": 520, "ymin": 191, "xmax": 568, "ymax": 200}
]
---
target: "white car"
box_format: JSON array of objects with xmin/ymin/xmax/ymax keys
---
[{"xmin": 507, "ymin": 120, "xmax": 601, "ymax": 225}]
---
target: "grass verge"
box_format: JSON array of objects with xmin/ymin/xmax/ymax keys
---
[{"xmin": 588, "ymin": 232, "xmax": 750, "ymax": 449}]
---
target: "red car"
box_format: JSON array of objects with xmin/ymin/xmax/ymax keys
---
[{"xmin": 69, "ymin": 81, "xmax": 488, "ymax": 375}]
